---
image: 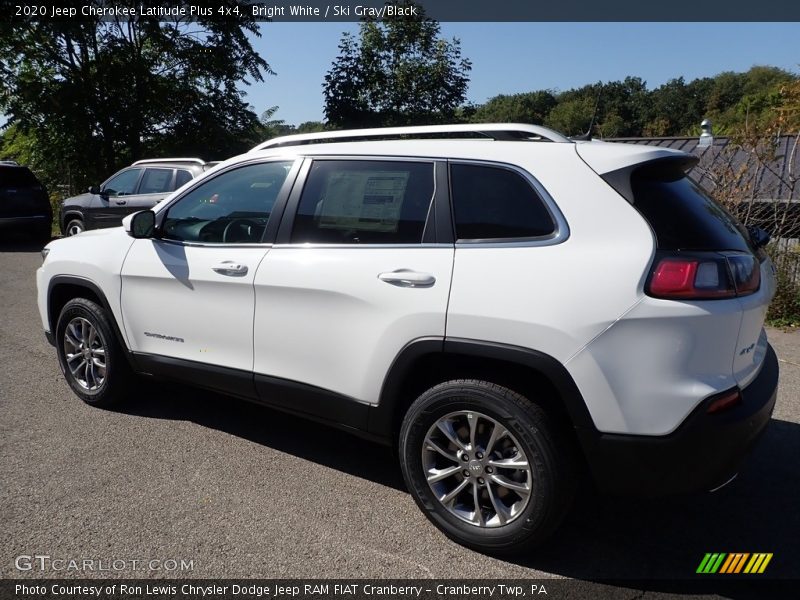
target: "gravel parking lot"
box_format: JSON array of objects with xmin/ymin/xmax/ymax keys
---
[{"xmin": 1, "ymin": 236, "xmax": 798, "ymax": 593}]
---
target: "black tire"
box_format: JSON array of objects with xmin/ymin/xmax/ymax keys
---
[
  {"xmin": 399, "ymin": 380, "xmax": 574, "ymax": 555},
  {"xmin": 55, "ymin": 297, "xmax": 132, "ymax": 407},
  {"xmin": 65, "ymin": 218, "xmax": 84, "ymax": 236}
]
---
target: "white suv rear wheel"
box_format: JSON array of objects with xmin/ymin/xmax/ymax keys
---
[{"xmin": 399, "ymin": 380, "xmax": 574, "ymax": 554}]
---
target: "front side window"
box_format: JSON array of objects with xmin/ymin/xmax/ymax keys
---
[
  {"xmin": 450, "ymin": 163, "xmax": 555, "ymax": 241},
  {"xmin": 161, "ymin": 161, "xmax": 293, "ymax": 243},
  {"xmin": 291, "ymin": 160, "xmax": 434, "ymax": 244},
  {"xmin": 102, "ymin": 168, "xmax": 142, "ymax": 197},
  {"xmin": 138, "ymin": 168, "xmax": 175, "ymax": 194}
]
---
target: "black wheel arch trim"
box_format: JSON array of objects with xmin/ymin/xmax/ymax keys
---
[
  {"xmin": 368, "ymin": 336, "xmax": 598, "ymax": 442},
  {"xmin": 47, "ymin": 275, "xmax": 139, "ymax": 370},
  {"xmin": 62, "ymin": 210, "xmax": 85, "ymax": 229}
]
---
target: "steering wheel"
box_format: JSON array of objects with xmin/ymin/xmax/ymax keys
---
[{"xmin": 222, "ymin": 218, "xmax": 262, "ymax": 243}]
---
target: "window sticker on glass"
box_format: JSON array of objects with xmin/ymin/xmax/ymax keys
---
[{"xmin": 318, "ymin": 171, "xmax": 410, "ymax": 232}]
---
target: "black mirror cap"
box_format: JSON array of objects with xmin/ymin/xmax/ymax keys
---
[
  {"xmin": 747, "ymin": 225, "xmax": 771, "ymax": 249},
  {"xmin": 131, "ymin": 210, "xmax": 156, "ymax": 239}
]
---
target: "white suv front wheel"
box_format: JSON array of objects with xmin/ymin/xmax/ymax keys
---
[
  {"xmin": 55, "ymin": 298, "xmax": 132, "ymax": 407},
  {"xmin": 399, "ymin": 380, "xmax": 574, "ymax": 554}
]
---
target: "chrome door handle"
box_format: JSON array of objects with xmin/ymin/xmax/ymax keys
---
[
  {"xmin": 115, "ymin": 200, "xmax": 127, "ymax": 205},
  {"xmin": 378, "ymin": 269, "xmax": 436, "ymax": 288},
  {"xmin": 212, "ymin": 261, "xmax": 248, "ymax": 276}
]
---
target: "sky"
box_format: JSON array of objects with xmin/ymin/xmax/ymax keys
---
[{"xmin": 243, "ymin": 22, "xmax": 800, "ymax": 126}]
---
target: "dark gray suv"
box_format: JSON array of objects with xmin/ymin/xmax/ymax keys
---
[
  {"xmin": 0, "ymin": 160, "xmax": 52, "ymax": 241},
  {"xmin": 60, "ymin": 158, "xmax": 216, "ymax": 236}
]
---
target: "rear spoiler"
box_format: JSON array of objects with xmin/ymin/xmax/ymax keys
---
[
  {"xmin": 597, "ymin": 155, "xmax": 698, "ymax": 204},
  {"xmin": 575, "ymin": 141, "xmax": 697, "ymax": 204}
]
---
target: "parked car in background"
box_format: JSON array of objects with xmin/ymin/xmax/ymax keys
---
[
  {"xmin": 60, "ymin": 158, "xmax": 214, "ymax": 236},
  {"xmin": 0, "ymin": 160, "xmax": 52, "ymax": 241}
]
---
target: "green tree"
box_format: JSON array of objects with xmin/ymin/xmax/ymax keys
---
[
  {"xmin": 471, "ymin": 91, "xmax": 556, "ymax": 124},
  {"xmin": 544, "ymin": 96, "xmax": 595, "ymax": 136},
  {"xmin": 323, "ymin": 1, "xmax": 471, "ymax": 127},
  {"xmin": 0, "ymin": 0, "xmax": 271, "ymax": 194}
]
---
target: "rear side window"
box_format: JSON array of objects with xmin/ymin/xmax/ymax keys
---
[
  {"xmin": 138, "ymin": 168, "xmax": 174, "ymax": 194},
  {"xmin": 291, "ymin": 160, "xmax": 434, "ymax": 244},
  {"xmin": 450, "ymin": 164, "xmax": 555, "ymax": 240},
  {"xmin": 631, "ymin": 164, "xmax": 752, "ymax": 252},
  {"xmin": 0, "ymin": 167, "xmax": 39, "ymax": 188}
]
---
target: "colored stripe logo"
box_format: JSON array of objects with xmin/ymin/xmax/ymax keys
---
[{"xmin": 697, "ymin": 553, "xmax": 773, "ymax": 574}]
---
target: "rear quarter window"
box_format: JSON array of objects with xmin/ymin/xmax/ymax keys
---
[
  {"xmin": 175, "ymin": 170, "xmax": 193, "ymax": 189},
  {"xmin": 450, "ymin": 163, "xmax": 555, "ymax": 241}
]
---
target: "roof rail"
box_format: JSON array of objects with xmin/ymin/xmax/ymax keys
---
[
  {"xmin": 132, "ymin": 158, "xmax": 206, "ymax": 166},
  {"xmin": 0, "ymin": 159, "xmax": 20, "ymax": 166},
  {"xmin": 250, "ymin": 123, "xmax": 571, "ymax": 152}
]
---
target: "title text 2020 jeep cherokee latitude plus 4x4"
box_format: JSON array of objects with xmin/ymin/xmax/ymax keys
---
[{"xmin": 37, "ymin": 124, "xmax": 779, "ymax": 554}]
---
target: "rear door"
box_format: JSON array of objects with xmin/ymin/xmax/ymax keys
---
[{"xmin": 252, "ymin": 158, "xmax": 454, "ymax": 410}]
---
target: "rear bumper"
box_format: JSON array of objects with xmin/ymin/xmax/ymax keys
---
[{"xmin": 582, "ymin": 343, "xmax": 779, "ymax": 496}]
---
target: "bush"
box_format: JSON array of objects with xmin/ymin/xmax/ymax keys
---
[{"xmin": 766, "ymin": 245, "xmax": 800, "ymax": 327}]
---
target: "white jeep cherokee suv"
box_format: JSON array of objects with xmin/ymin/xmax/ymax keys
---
[{"xmin": 37, "ymin": 124, "xmax": 779, "ymax": 554}]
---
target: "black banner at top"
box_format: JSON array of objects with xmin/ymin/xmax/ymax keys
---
[{"xmin": 3, "ymin": 0, "xmax": 800, "ymax": 22}]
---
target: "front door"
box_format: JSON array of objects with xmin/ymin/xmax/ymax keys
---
[
  {"xmin": 120, "ymin": 160, "xmax": 297, "ymax": 376},
  {"xmin": 90, "ymin": 167, "xmax": 143, "ymax": 228}
]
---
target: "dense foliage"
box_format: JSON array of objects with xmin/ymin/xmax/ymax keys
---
[
  {"xmin": 323, "ymin": 2, "xmax": 471, "ymax": 128},
  {"xmin": 0, "ymin": 0, "xmax": 271, "ymax": 194},
  {"xmin": 468, "ymin": 66, "xmax": 797, "ymax": 137}
]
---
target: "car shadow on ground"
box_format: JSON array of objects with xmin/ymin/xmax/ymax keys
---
[
  {"xmin": 518, "ymin": 418, "xmax": 800, "ymax": 598},
  {"xmin": 116, "ymin": 382, "xmax": 798, "ymax": 596},
  {"xmin": 115, "ymin": 380, "xmax": 406, "ymax": 491}
]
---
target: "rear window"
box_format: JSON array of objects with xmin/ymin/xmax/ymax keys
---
[
  {"xmin": 0, "ymin": 166, "xmax": 39, "ymax": 188},
  {"xmin": 292, "ymin": 160, "xmax": 434, "ymax": 245},
  {"xmin": 138, "ymin": 168, "xmax": 174, "ymax": 194},
  {"xmin": 630, "ymin": 164, "xmax": 752, "ymax": 253}
]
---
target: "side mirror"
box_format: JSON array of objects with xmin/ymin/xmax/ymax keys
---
[
  {"xmin": 124, "ymin": 210, "xmax": 156, "ymax": 239},
  {"xmin": 747, "ymin": 225, "xmax": 770, "ymax": 249},
  {"xmin": 89, "ymin": 185, "xmax": 109, "ymax": 199}
]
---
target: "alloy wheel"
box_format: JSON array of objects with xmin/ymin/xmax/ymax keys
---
[
  {"xmin": 422, "ymin": 410, "xmax": 532, "ymax": 528},
  {"xmin": 62, "ymin": 317, "xmax": 107, "ymax": 391}
]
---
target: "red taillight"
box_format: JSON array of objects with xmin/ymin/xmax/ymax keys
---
[
  {"xmin": 706, "ymin": 388, "xmax": 742, "ymax": 414},
  {"xmin": 647, "ymin": 252, "xmax": 760, "ymax": 300},
  {"xmin": 648, "ymin": 257, "xmax": 735, "ymax": 299}
]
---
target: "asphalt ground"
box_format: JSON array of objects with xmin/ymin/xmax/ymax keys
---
[{"xmin": 1, "ymin": 234, "xmax": 798, "ymax": 597}]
